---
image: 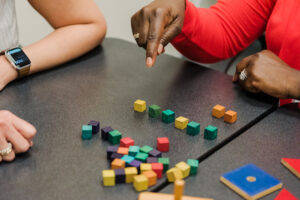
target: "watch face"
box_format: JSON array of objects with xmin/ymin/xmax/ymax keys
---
[{"xmin": 7, "ymin": 48, "xmax": 31, "ymax": 69}]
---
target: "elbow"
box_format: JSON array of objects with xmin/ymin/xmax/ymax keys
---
[{"xmin": 93, "ymin": 16, "xmax": 107, "ymax": 45}]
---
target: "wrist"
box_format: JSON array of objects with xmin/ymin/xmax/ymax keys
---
[
  {"xmin": 0, "ymin": 56, "xmax": 18, "ymax": 82},
  {"xmin": 288, "ymin": 69, "xmax": 300, "ymax": 100}
]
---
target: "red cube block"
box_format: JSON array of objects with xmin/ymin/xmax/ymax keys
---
[
  {"xmin": 120, "ymin": 137, "xmax": 135, "ymax": 147},
  {"xmin": 151, "ymin": 163, "xmax": 163, "ymax": 179},
  {"xmin": 157, "ymin": 137, "xmax": 169, "ymax": 152}
]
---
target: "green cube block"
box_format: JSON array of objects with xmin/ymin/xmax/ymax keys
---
[
  {"xmin": 129, "ymin": 145, "xmax": 140, "ymax": 157},
  {"xmin": 187, "ymin": 121, "xmax": 200, "ymax": 136},
  {"xmin": 108, "ymin": 130, "xmax": 122, "ymax": 145},
  {"xmin": 149, "ymin": 104, "xmax": 161, "ymax": 118},
  {"xmin": 158, "ymin": 157, "xmax": 170, "ymax": 172},
  {"xmin": 121, "ymin": 155, "xmax": 135, "ymax": 164},
  {"xmin": 187, "ymin": 159, "xmax": 199, "ymax": 175},
  {"xmin": 162, "ymin": 109, "xmax": 175, "ymax": 124},
  {"xmin": 135, "ymin": 152, "xmax": 148, "ymax": 162},
  {"xmin": 204, "ymin": 125, "xmax": 218, "ymax": 140},
  {"xmin": 82, "ymin": 125, "xmax": 93, "ymax": 140},
  {"xmin": 140, "ymin": 145, "xmax": 153, "ymax": 154}
]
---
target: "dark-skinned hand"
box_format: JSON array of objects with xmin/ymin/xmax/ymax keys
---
[
  {"xmin": 233, "ymin": 50, "xmax": 300, "ymax": 100},
  {"xmin": 131, "ymin": 0, "xmax": 186, "ymax": 67}
]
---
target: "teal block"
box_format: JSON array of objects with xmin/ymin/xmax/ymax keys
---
[
  {"xmin": 135, "ymin": 152, "xmax": 148, "ymax": 163},
  {"xmin": 187, "ymin": 159, "xmax": 199, "ymax": 175},
  {"xmin": 121, "ymin": 155, "xmax": 135, "ymax": 164},
  {"xmin": 204, "ymin": 125, "xmax": 218, "ymax": 140},
  {"xmin": 108, "ymin": 130, "xmax": 122, "ymax": 145},
  {"xmin": 162, "ymin": 109, "xmax": 175, "ymax": 124},
  {"xmin": 82, "ymin": 125, "xmax": 92, "ymax": 140},
  {"xmin": 129, "ymin": 146, "xmax": 140, "ymax": 157},
  {"xmin": 140, "ymin": 145, "xmax": 153, "ymax": 154},
  {"xmin": 187, "ymin": 121, "xmax": 200, "ymax": 136},
  {"xmin": 158, "ymin": 157, "xmax": 170, "ymax": 172},
  {"xmin": 149, "ymin": 104, "xmax": 161, "ymax": 118}
]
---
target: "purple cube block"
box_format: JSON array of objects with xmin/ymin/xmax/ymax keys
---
[
  {"xmin": 106, "ymin": 146, "xmax": 118, "ymax": 160},
  {"xmin": 129, "ymin": 160, "xmax": 142, "ymax": 172},
  {"xmin": 148, "ymin": 149, "xmax": 162, "ymax": 157},
  {"xmin": 114, "ymin": 169, "xmax": 125, "ymax": 184},
  {"xmin": 88, "ymin": 120, "xmax": 100, "ymax": 134},
  {"xmin": 101, "ymin": 126, "xmax": 113, "ymax": 140},
  {"xmin": 147, "ymin": 157, "xmax": 158, "ymax": 163},
  {"xmin": 110, "ymin": 152, "xmax": 123, "ymax": 162}
]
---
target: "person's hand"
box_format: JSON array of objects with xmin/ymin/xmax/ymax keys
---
[
  {"xmin": 233, "ymin": 50, "xmax": 300, "ymax": 99},
  {"xmin": 131, "ymin": 0, "xmax": 186, "ymax": 67},
  {"xmin": 0, "ymin": 110, "xmax": 36, "ymax": 163},
  {"xmin": 0, "ymin": 56, "xmax": 18, "ymax": 91}
]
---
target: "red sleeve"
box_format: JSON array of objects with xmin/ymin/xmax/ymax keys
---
[{"xmin": 171, "ymin": 0, "xmax": 276, "ymax": 63}]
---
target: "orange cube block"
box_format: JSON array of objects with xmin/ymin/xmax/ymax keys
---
[
  {"xmin": 212, "ymin": 105, "xmax": 226, "ymax": 118},
  {"xmin": 111, "ymin": 158, "xmax": 126, "ymax": 169},
  {"xmin": 224, "ymin": 110, "xmax": 237, "ymax": 124},
  {"xmin": 142, "ymin": 170, "xmax": 157, "ymax": 187},
  {"xmin": 117, "ymin": 147, "xmax": 129, "ymax": 155}
]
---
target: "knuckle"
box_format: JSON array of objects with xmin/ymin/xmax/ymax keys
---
[
  {"xmin": 142, "ymin": 7, "xmax": 151, "ymax": 16},
  {"xmin": 147, "ymin": 32, "xmax": 158, "ymax": 41},
  {"xmin": 152, "ymin": 7, "xmax": 167, "ymax": 17}
]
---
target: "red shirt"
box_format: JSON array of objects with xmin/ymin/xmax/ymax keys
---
[{"xmin": 171, "ymin": 0, "xmax": 300, "ymax": 106}]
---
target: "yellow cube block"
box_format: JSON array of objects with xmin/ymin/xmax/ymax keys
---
[
  {"xmin": 102, "ymin": 170, "xmax": 115, "ymax": 186},
  {"xmin": 212, "ymin": 104, "xmax": 226, "ymax": 118},
  {"xmin": 134, "ymin": 99, "xmax": 146, "ymax": 112},
  {"xmin": 140, "ymin": 163, "xmax": 152, "ymax": 173},
  {"xmin": 125, "ymin": 167, "xmax": 138, "ymax": 183},
  {"xmin": 142, "ymin": 170, "xmax": 157, "ymax": 186},
  {"xmin": 175, "ymin": 116, "xmax": 189, "ymax": 130},
  {"xmin": 133, "ymin": 174, "xmax": 148, "ymax": 191},
  {"xmin": 166, "ymin": 168, "xmax": 183, "ymax": 182},
  {"xmin": 175, "ymin": 161, "xmax": 191, "ymax": 178}
]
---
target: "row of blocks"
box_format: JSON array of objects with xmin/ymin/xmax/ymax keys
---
[
  {"xmin": 212, "ymin": 104, "xmax": 237, "ymax": 124},
  {"xmin": 166, "ymin": 160, "xmax": 199, "ymax": 182}
]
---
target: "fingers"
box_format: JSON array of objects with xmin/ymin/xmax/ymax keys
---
[
  {"xmin": 0, "ymin": 134, "xmax": 15, "ymax": 162},
  {"xmin": 11, "ymin": 114, "xmax": 36, "ymax": 142},
  {"xmin": 5, "ymin": 126, "xmax": 31, "ymax": 154},
  {"xmin": 159, "ymin": 17, "xmax": 182, "ymax": 47},
  {"xmin": 233, "ymin": 56, "xmax": 252, "ymax": 82}
]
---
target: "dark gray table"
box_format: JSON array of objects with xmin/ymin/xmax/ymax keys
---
[
  {"xmin": 161, "ymin": 104, "xmax": 300, "ymax": 199},
  {"xmin": 0, "ymin": 38, "xmax": 276, "ymax": 200}
]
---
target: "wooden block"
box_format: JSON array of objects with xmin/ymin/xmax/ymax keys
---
[
  {"xmin": 129, "ymin": 160, "xmax": 142, "ymax": 172},
  {"xmin": 141, "ymin": 163, "xmax": 152, "ymax": 173},
  {"xmin": 274, "ymin": 188, "xmax": 298, "ymax": 200},
  {"xmin": 110, "ymin": 152, "xmax": 123, "ymax": 162},
  {"xmin": 111, "ymin": 158, "xmax": 126, "ymax": 169},
  {"xmin": 175, "ymin": 116, "xmax": 189, "ymax": 130},
  {"xmin": 117, "ymin": 147, "xmax": 129, "ymax": 155},
  {"xmin": 176, "ymin": 162, "xmax": 191, "ymax": 178},
  {"xmin": 138, "ymin": 192, "xmax": 213, "ymax": 200},
  {"xmin": 102, "ymin": 170, "xmax": 115, "ymax": 186},
  {"xmin": 88, "ymin": 120, "xmax": 100, "ymax": 134},
  {"xmin": 106, "ymin": 145, "xmax": 118, "ymax": 160},
  {"xmin": 162, "ymin": 109, "xmax": 175, "ymax": 124},
  {"xmin": 157, "ymin": 137, "xmax": 169, "ymax": 152},
  {"xmin": 134, "ymin": 99, "xmax": 146, "ymax": 112},
  {"xmin": 224, "ymin": 110, "xmax": 237, "ymax": 124},
  {"xmin": 129, "ymin": 145, "xmax": 140, "ymax": 157},
  {"xmin": 101, "ymin": 126, "xmax": 113, "ymax": 140},
  {"xmin": 220, "ymin": 164, "xmax": 282, "ymax": 200},
  {"xmin": 281, "ymin": 158, "xmax": 300, "ymax": 179},
  {"xmin": 147, "ymin": 157, "xmax": 158, "ymax": 163},
  {"xmin": 148, "ymin": 149, "xmax": 162, "ymax": 158},
  {"xmin": 82, "ymin": 125, "xmax": 92, "ymax": 140},
  {"xmin": 204, "ymin": 125, "xmax": 218, "ymax": 140},
  {"xmin": 140, "ymin": 145, "xmax": 153, "ymax": 154},
  {"xmin": 135, "ymin": 152, "xmax": 149, "ymax": 163},
  {"xmin": 174, "ymin": 180, "xmax": 185, "ymax": 200},
  {"xmin": 108, "ymin": 130, "xmax": 122, "ymax": 145},
  {"xmin": 125, "ymin": 167, "xmax": 138, "ymax": 183},
  {"xmin": 142, "ymin": 170, "xmax": 157, "ymax": 187},
  {"xmin": 121, "ymin": 155, "xmax": 135, "ymax": 165},
  {"xmin": 187, "ymin": 159, "xmax": 199, "ymax": 175},
  {"xmin": 158, "ymin": 157, "xmax": 170, "ymax": 172},
  {"xmin": 212, "ymin": 105, "xmax": 225, "ymax": 118},
  {"xmin": 133, "ymin": 174, "xmax": 149, "ymax": 192},
  {"xmin": 114, "ymin": 168, "xmax": 126, "ymax": 184},
  {"xmin": 152, "ymin": 163, "xmax": 163, "ymax": 179},
  {"xmin": 149, "ymin": 104, "xmax": 161, "ymax": 118},
  {"xmin": 120, "ymin": 137, "xmax": 135, "ymax": 147},
  {"xmin": 167, "ymin": 168, "xmax": 183, "ymax": 182},
  {"xmin": 187, "ymin": 122, "xmax": 200, "ymax": 136}
]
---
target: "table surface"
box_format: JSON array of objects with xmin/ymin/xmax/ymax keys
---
[
  {"xmin": 161, "ymin": 104, "xmax": 300, "ymax": 199},
  {"xmin": 0, "ymin": 38, "xmax": 277, "ymax": 200}
]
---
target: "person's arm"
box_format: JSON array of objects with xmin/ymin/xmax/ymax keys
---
[{"xmin": 0, "ymin": 0, "xmax": 106, "ymax": 90}]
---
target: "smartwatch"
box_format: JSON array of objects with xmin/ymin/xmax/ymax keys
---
[{"xmin": 4, "ymin": 47, "xmax": 31, "ymax": 78}]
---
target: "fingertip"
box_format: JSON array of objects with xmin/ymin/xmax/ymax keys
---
[
  {"xmin": 157, "ymin": 44, "xmax": 164, "ymax": 55},
  {"xmin": 146, "ymin": 57, "xmax": 153, "ymax": 68}
]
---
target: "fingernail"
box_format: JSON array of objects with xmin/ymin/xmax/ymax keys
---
[
  {"xmin": 30, "ymin": 141, "xmax": 33, "ymax": 147},
  {"xmin": 146, "ymin": 57, "xmax": 153, "ymax": 67},
  {"xmin": 158, "ymin": 44, "xmax": 163, "ymax": 55}
]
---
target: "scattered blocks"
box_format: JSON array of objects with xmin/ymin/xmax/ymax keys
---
[
  {"xmin": 152, "ymin": 163, "xmax": 163, "ymax": 179},
  {"xmin": 167, "ymin": 168, "xmax": 183, "ymax": 182},
  {"xmin": 175, "ymin": 161, "xmax": 191, "ymax": 178},
  {"xmin": 147, "ymin": 157, "xmax": 158, "ymax": 163},
  {"xmin": 148, "ymin": 149, "xmax": 162, "ymax": 158},
  {"xmin": 281, "ymin": 158, "xmax": 300, "ymax": 179},
  {"xmin": 121, "ymin": 155, "xmax": 135, "ymax": 165},
  {"xmin": 133, "ymin": 174, "xmax": 148, "ymax": 192},
  {"xmin": 129, "ymin": 160, "xmax": 142, "ymax": 171},
  {"xmin": 187, "ymin": 121, "xmax": 200, "ymax": 136},
  {"xmin": 140, "ymin": 145, "xmax": 153, "ymax": 154},
  {"xmin": 125, "ymin": 167, "xmax": 138, "ymax": 183},
  {"xmin": 82, "ymin": 125, "xmax": 93, "ymax": 140},
  {"xmin": 106, "ymin": 146, "xmax": 119, "ymax": 160},
  {"xmin": 117, "ymin": 147, "xmax": 129, "ymax": 155},
  {"xmin": 101, "ymin": 126, "xmax": 113, "ymax": 140},
  {"xmin": 204, "ymin": 125, "xmax": 218, "ymax": 140},
  {"xmin": 212, "ymin": 105, "xmax": 226, "ymax": 118},
  {"xmin": 111, "ymin": 158, "xmax": 126, "ymax": 169},
  {"xmin": 149, "ymin": 104, "xmax": 161, "ymax": 118},
  {"xmin": 102, "ymin": 170, "xmax": 115, "ymax": 186},
  {"xmin": 110, "ymin": 152, "xmax": 123, "ymax": 162},
  {"xmin": 120, "ymin": 137, "xmax": 135, "ymax": 148},
  {"xmin": 187, "ymin": 159, "xmax": 199, "ymax": 175},
  {"xmin": 175, "ymin": 116, "xmax": 189, "ymax": 130},
  {"xmin": 135, "ymin": 152, "xmax": 149, "ymax": 163},
  {"xmin": 108, "ymin": 130, "xmax": 122, "ymax": 145},
  {"xmin": 129, "ymin": 146, "xmax": 140, "ymax": 157},
  {"xmin": 157, "ymin": 137, "xmax": 169, "ymax": 152},
  {"xmin": 274, "ymin": 188, "xmax": 298, "ymax": 200},
  {"xmin": 162, "ymin": 109, "xmax": 175, "ymax": 124},
  {"xmin": 114, "ymin": 168, "xmax": 126, "ymax": 184},
  {"xmin": 142, "ymin": 170, "xmax": 157, "ymax": 187},
  {"xmin": 220, "ymin": 164, "xmax": 282, "ymax": 200},
  {"xmin": 158, "ymin": 157, "xmax": 170, "ymax": 172},
  {"xmin": 88, "ymin": 120, "xmax": 100, "ymax": 134},
  {"xmin": 224, "ymin": 110, "xmax": 237, "ymax": 124},
  {"xmin": 134, "ymin": 99, "xmax": 146, "ymax": 112},
  {"xmin": 140, "ymin": 163, "xmax": 152, "ymax": 173}
]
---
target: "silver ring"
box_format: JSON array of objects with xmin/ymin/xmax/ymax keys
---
[
  {"xmin": 133, "ymin": 33, "xmax": 140, "ymax": 40},
  {"xmin": 0, "ymin": 143, "xmax": 12, "ymax": 156},
  {"xmin": 239, "ymin": 69, "xmax": 247, "ymax": 81}
]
